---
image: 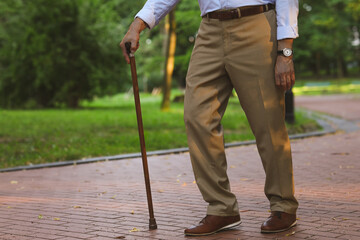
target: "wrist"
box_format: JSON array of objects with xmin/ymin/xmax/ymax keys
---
[
  {"xmin": 277, "ymin": 38, "xmax": 294, "ymax": 50},
  {"xmin": 131, "ymin": 17, "xmax": 148, "ymax": 33},
  {"xmin": 277, "ymin": 54, "xmax": 293, "ymax": 61}
]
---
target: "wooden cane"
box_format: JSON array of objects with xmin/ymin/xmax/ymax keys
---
[{"xmin": 125, "ymin": 42, "xmax": 157, "ymax": 230}]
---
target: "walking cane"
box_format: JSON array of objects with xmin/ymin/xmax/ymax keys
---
[{"xmin": 125, "ymin": 42, "xmax": 157, "ymax": 230}]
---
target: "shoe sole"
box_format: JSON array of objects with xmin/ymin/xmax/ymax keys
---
[
  {"xmin": 184, "ymin": 220, "xmax": 242, "ymax": 236},
  {"xmin": 261, "ymin": 220, "xmax": 297, "ymax": 234}
]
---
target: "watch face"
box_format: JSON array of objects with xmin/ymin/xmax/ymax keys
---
[{"xmin": 283, "ymin": 49, "xmax": 292, "ymax": 57}]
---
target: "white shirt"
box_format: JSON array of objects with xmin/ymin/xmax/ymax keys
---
[{"xmin": 135, "ymin": 0, "xmax": 298, "ymax": 40}]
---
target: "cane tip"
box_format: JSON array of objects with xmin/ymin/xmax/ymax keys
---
[{"xmin": 149, "ymin": 218, "xmax": 157, "ymax": 230}]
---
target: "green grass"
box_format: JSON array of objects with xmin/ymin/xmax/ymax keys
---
[
  {"xmin": 294, "ymin": 78, "xmax": 360, "ymax": 95},
  {"xmin": 0, "ymin": 93, "xmax": 320, "ymax": 169}
]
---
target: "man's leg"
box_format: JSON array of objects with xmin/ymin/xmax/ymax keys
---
[
  {"xmin": 183, "ymin": 18, "xmax": 241, "ymax": 236},
  {"xmin": 184, "ymin": 18, "xmax": 239, "ymax": 217},
  {"xmin": 223, "ymin": 9, "xmax": 298, "ymax": 227}
]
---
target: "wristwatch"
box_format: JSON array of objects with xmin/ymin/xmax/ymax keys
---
[{"xmin": 277, "ymin": 48, "xmax": 293, "ymax": 57}]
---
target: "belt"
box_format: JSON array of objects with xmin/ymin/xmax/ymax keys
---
[{"xmin": 204, "ymin": 4, "xmax": 275, "ymax": 20}]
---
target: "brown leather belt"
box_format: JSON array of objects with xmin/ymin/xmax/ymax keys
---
[{"xmin": 204, "ymin": 4, "xmax": 275, "ymax": 20}]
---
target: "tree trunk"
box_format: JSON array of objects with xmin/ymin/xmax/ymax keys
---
[
  {"xmin": 161, "ymin": 10, "xmax": 176, "ymax": 111},
  {"xmin": 336, "ymin": 54, "xmax": 344, "ymax": 78},
  {"xmin": 67, "ymin": 95, "xmax": 79, "ymax": 108},
  {"xmin": 326, "ymin": 60, "xmax": 331, "ymax": 76},
  {"xmin": 315, "ymin": 52, "xmax": 321, "ymax": 78},
  {"xmin": 341, "ymin": 57, "xmax": 348, "ymax": 77}
]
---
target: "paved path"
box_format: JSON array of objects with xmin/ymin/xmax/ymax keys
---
[
  {"xmin": 296, "ymin": 94, "xmax": 360, "ymax": 122},
  {"xmin": 1, "ymin": 94, "xmax": 359, "ymax": 240}
]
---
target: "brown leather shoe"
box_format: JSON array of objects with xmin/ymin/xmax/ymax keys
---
[
  {"xmin": 184, "ymin": 215, "xmax": 241, "ymax": 236},
  {"xmin": 261, "ymin": 211, "xmax": 297, "ymax": 233}
]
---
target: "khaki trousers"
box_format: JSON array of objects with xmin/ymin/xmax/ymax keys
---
[{"xmin": 184, "ymin": 10, "xmax": 298, "ymax": 216}]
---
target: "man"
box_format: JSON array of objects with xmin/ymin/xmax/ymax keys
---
[{"xmin": 120, "ymin": 0, "xmax": 299, "ymax": 236}]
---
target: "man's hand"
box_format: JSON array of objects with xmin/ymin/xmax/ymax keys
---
[
  {"xmin": 275, "ymin": 56, "xmax": 295, "ymax": 91},
  {"xmin": 120, "ymin": 18, "xmax": 148, "ymax": 64},
  {"xmin": 275, "ymin": 39, "xmax": 295, "ymax": 91}
]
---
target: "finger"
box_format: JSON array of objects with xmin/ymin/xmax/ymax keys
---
[
  {"xmin": 291, "ymin": 71, "xmax": 296, "ymax": 87},
  {"xmin": 286, "ymin": 74, "xmax": 291, "ymax": 91},
  {"xmin": 275, "ymin": 69, "xmax": 281, "ymax": 87},
  {"xmin": 123, "ymin": 51, "xmax": 130, "ymax": 64},
  {"xmin": 288, "ymin": 78, "xmax": 293, "ymax": 90},
  {"xmin": 284, "ymin": 76, "xmax": 289, "ymax": 91},
  {"xmin": 122, "ymin": 48, "xmax": 130, "ymax": 64},
  {"xmin": 119, "ymin": 42, "xmax": 130, "ymax": 64},
  {"xmin": 280, "ymin": 75, "xmax": 287, "ymax": 91},
  {"xmin": 284, "ymin": 76, "xmax": 288, "ymax": 91},
  {"xmin": 289, "ymin": 60, "xmax": 295, "ymax": 88},
  {"xmin": 275, "ymin": 74, "xmax": 281, "ymax": 87},
  {"xmin": 131, "ymin": 40, "xmax": 138, "ymax": 53},
  {"xmin": 280, "ymin": 72, "xmax": 287, "ymax": 89}
]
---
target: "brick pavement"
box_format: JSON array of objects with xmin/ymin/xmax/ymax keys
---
[
  {"xmin": 295, "ymin": 94, "xmax": 360, "ymax": 122},
  {"xmin": 1, "ymin": 94, "xmax": 359, "ymax": 240}
]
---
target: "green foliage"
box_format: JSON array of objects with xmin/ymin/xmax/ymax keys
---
[
  {"xmin": 0, "ymin": 0, "xmax": 359, "ymax": 109},
  {"xmin": 0, "ymin": 0, "xmax": 138, "ymax": 108},
  {"xmin": 1, "ymin": 1, "xmax": 88, "ymax": 107},
  {"xmin": 295, "ymin": 0, "xmax": 360, "ymax": 78},
  {"xmin": 347, "ymin": 0, "xmax": 360, "ymax": 20}
]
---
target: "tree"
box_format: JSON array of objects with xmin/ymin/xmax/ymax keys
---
[
  {"xmin": 0, "ymin": 0, "xmax": 95, "ymax": 108},
  {"xmin": 295, "ymin": 0, "xmax": 359, "ymax": 78},
  {"xmin": 159, "ymin": 0, "xmax": 201, "ymax": 110},
  {"xmin": 161, "ymin": 9, "xmax": 177, "ymax": 111},
  {"xmin": 173, "ymin": 0, "xmax": 201, "ymax": 87},
  {"xmin": 0, "ymin": 0, "xmax": 140, "ymax": 109}
]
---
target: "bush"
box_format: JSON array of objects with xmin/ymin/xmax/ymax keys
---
[{"xmin": 0, "ymin": 0, "xmax": 128, "ymax": 108}]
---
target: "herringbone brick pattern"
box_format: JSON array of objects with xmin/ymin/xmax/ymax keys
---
[{"xmin": 0, "ymin": 94, "xmax": 359, "ymax": 240}]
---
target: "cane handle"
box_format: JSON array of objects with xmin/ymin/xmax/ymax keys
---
[{"xmin": 125, "ymin": 42, "xmax": 134, "ymax": 57}]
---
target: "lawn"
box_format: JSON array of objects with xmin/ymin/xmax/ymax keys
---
[
  {"xmin": 0, "ymin": 92, "xmax": 320, "ymax": 169},
  {"xmin": 294, "ymin": 78, "xmax": 360, "ymax": 95}
]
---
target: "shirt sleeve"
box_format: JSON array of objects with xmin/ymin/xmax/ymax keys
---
[
  {"xmin": 276, "ymin": 0, "xmax": 299, "ymax": 40},
  {"xmin": 135, "ymin": 0, "xmax": 181, "ymax": 29}
]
